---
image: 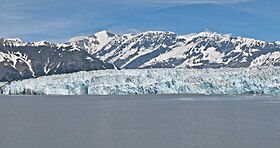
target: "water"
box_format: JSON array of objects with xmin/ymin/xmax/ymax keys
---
[{"xmin": 0, "ymin": 95, "xmax": 280, "ymax": 148}]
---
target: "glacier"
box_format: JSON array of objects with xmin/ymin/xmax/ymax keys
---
[{"xmin": 1, "ymin": 67, "xmax": 280, "ymax": 95}]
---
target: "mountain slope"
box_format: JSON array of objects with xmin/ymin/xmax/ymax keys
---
[
  {"xmin": 1, "ymin": 30, "xmax": 280, "ymax": 81},
  {"xmin": 0, "ymin": 38, "xmax": 114, "ymax": 82},
  {"xmin": 69, "ymin": 31, "xmax": 280, "ymax": 69}
]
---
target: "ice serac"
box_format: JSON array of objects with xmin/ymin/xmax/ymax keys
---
[
  {"xmin": 69, "ymin": 31, "xmax": 280, "ymax": 69},
  {"xmin": 1, "ymin": 67, "xmax": 280, "ymax": 95}
]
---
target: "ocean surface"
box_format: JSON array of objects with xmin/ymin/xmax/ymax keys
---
[{"xmin": 0, "ymin": 95, "xmax": 280, "ymax": 148}]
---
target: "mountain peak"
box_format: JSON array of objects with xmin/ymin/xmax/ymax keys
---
[
  {"xmin": 92, "ymin": 30, "xmax": 116, "ymax": 38},
  {"xmin": 141, "ymin": 31, "xmax": 175, "ymax": 35},
  {"xmin": 275, "ymin": 41, "xmax": 280, "ymax": 45},
  {"xmin": 0, "ymin": 37, "xmax": 25, "ymax": 47},
  {"xmin": 5, "ymin": 38, "xmax": 23, "ymax": 42},
  {"xmin": 195, "ymin": 31, "xmax": 223, "ymax": 38}
]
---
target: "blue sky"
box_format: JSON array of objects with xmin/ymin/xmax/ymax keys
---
[{"xmin": 0, "ymin": 0, "xmax": 279, "ymax": 42}]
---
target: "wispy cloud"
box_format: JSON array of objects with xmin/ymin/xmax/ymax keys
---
[
  {"xmin": 0, "ymin": 0, "xmax": 253, "ymax": 22},
  {"xmin": 0, "ymin": 20, "xmax": 73, "ymax": 37},
  {"xmin": 0, "ymin": 0, "xmax": 76, "ymax": 40},
  {"xmin": 106, "ymin": 0, "xmax": 253, "ymax": 6},
  {"xmin": 0, "ymin": 0, "xmax": 261, "ymax": 42},
  {"xmin": 150, "ymin": 0, "xmax": 252, "ymax": 4},
  {"xmin": 0, "ymin": 0, "xmax": 39, "ymax": 22},
  {"xmin": 128, "ymin": 28, "xmax": 142, "ymax": 34}
]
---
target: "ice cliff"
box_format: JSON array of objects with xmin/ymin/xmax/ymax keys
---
[{"xmin": 1, "ymin": 67, "xmax": 280, "ymax": 95}]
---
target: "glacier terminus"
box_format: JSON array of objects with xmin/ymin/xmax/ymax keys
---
[{"xmin": 1, "ymin": 67, "xmax": 279, "ymax": 95}]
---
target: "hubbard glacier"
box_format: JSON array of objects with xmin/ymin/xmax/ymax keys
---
[{"xmin": 0, "ymin": 67, "xmax": 279, "ymax": 95}]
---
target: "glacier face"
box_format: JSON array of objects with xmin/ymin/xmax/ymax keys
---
[{"xmin": 1, "ymin": 67, "xmax": 280, "ymax": 95}]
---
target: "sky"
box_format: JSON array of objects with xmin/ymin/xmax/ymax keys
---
[{"xmin": 0, "ymin": 0, "xmax": 280, "ymax": 42}]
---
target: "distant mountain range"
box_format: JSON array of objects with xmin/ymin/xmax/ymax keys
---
[
  {"xmin": 68, "ymin": 30, "xmax": 280, "ymax": 69},
  {"xmin": 1, "ymin": 30, "xmax": 280, "ymax": 81}
]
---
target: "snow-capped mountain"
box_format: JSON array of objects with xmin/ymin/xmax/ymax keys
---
[
  {"xmin": 68, "ymin": 30, "xmax": 117, "ymax": 55},
  {"xmin": 69, "ymin": 31, "xmax": 280, "ymax": 69},
  {"xmin": 1, "ymin": 30, "xmax": 280, "ymax": 82},
  {"xmin": 0, "ymin": 38, "xmax": 114, "ymax": 82}
]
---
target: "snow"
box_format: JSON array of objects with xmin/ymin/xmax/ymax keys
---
[
  {"xmin": 5, "ymin": 38, "xmax": 23, "ymax": 43},
  {"xmin": 69, "ymin": 47, "xmax": 81, "ymax": 51},
  {"xmin": 275, "ymin": 41, "xmax": 280, "ymax": 45},
  {"xmin": 1, "ymin": 37, "xmax": 69, "ymax": 50},
  {"xmin": 32, "ymin": 41, "xmax": 48, "ymax": 46},
  {"xmin": 250, "ymin": 52, "xmax": 280, "ymax": 67},
  {"xmin": 142, "ymin": 31, "xmax": 175, "ymax": 35},
  {"xmin": 144, "ymin": 42, "xmax": 192, "ymax": 63},
  {"xmin": 120, "ymin": 46, "xmax": 162, "ymax": 68},
  {"xmin": 67, "ymin": 30, "xmax": 116, "ymax": 54},
  {"xmin": 179, "ymin": 55, "xmax": 204, "ymax": 67},
  {"xmin": 56, "ymin": 43, "xmax": 69, "ymax": 49},
  {"xmin": 1, "ymin": 67, "xmax": 280, "ymax": 95},
  {"xmin": 44, "ymin": 58, "xmax": 54, "ymax": 75},
  {"xmin": 86, "ymin": 56, "xmax": 94, "ymax": 62},
  {"xmin": 181, "ymin": 33, "xmax": 197, "ymax": 39},
  {"xmin": 271, "ymin": 52, "xmax": 280, "ymax": 59},
  {"xmin": 201, "ymin": 47, "xmax": 224, "ymax": 63},
  {"xmin": 65, "ymin": 30, "xmax": 280, "ymax": 69},
  {"xmin": 0, "ymin": 51, "xmax": 35, "ymax": 76},
  {"xmin": 94, "ymin": 30, "xmax": 114, "ymax": 49},
  {"xmin": 109, "ymin": 31, "xmax": 167, "ymax": 65},
  {"xmin": 0, "ymin": 82, "xmax": 5, "ymax": 86},
  {"xmin": 233, "ymin": 45, "xmax": 243, "ymax": 53},
  {"xmin": 2, "ymin": 38, "xmax": 26, "ymax": 47},
  {"xmin": 0, "ymin": 52, "xmax": 4, "ymax": 62}
]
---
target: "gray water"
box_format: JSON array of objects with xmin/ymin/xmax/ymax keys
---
[{"xmin": 0, "ymin": 95, "xmax": 280, "ymax": 148}]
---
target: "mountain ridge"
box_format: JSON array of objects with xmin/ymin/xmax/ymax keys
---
[
  {"xmin": 0, "ymin": 37, "xmax": 114, "ymax": 82},
  {"xmin": 67, "ymin": 30, "xmax": 280, "ymax": 69},
  {"xmin": 1, "ymin": 30, "xmax": 280, "ymax": 81}
]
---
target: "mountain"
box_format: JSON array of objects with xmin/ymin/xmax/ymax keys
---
[
  {"xmin": 68, "ymin": 31, "xmax": 280, "ymax": 69},
  {"xmin": 0, "ymin": 37, "xmax": 114, "ymax": 82},
  {"xmin": 1, "ymin": 30, "xmax": 280, "ymax": 82}
]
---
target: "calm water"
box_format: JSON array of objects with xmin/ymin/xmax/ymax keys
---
[{"xmin": 0, "ymin": 95, "xmax": 280, "ymax": 148}]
